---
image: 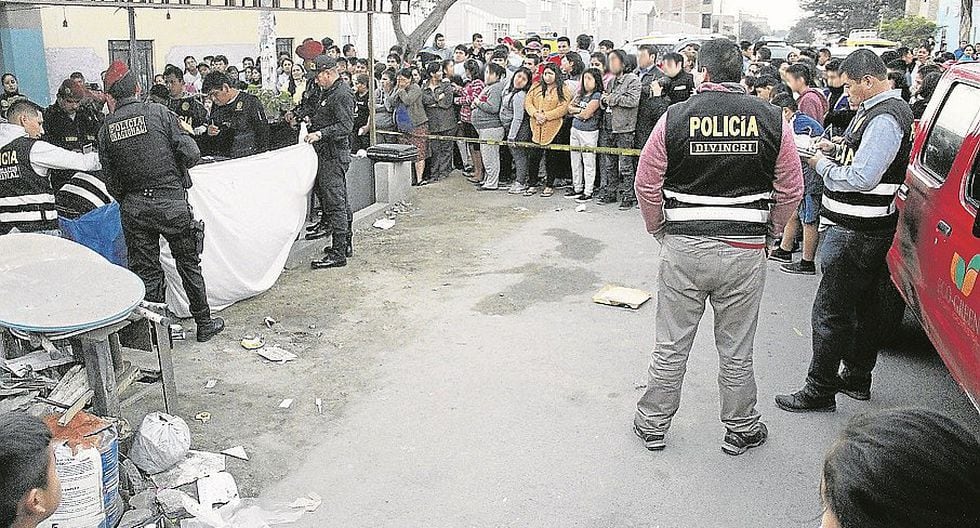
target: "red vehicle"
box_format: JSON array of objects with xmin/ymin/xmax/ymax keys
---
[{"xmin": 888, "ymin": 62, "xmax": 980, "ymax": 409}]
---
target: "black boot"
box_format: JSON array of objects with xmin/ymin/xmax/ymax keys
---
[
  {"xmin": 346, "ymin": 236, "xmax": 354, "ymax": 258},
  {"xmin": 304, "ymin": 226, "xmax": 329, "ymax": 241},
  {"xmin": 312, "ymin": 248, "xmax": 347, "ymax": 269},
  {"xmin": 196, "ymin": 317, "xmax": 225, "ymax": 343}
]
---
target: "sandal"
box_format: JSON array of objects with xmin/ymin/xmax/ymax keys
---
[{"xmin": 540, "ymin": 187, "xmax": 554, "ymax": 197}]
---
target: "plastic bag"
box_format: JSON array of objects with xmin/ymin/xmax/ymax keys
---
[
  {"xmin": 129, "ymin": 412, "xmax": 191, "ymax": 475},
  {"xmin": 59, "ymin": 202, "xmax": 128, "ymax": 267}
]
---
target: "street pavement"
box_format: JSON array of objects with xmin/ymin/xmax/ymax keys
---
[{"xmin": 260, "ymin": 183, "xmax": 980, "ymax": 527}]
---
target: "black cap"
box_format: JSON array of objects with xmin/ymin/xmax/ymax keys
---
[{"xmin": 313, "ymin": 55, "xmax": 338, "ymax": 72}]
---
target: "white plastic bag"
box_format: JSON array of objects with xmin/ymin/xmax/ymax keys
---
[{"xmin": 129, "ymin": 412, "xmax": 191, "ymax": 474}]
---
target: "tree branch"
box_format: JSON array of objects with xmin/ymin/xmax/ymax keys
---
[{"xmin": 389, "ymin": 0, "xmax": 459, "ymax": 62}]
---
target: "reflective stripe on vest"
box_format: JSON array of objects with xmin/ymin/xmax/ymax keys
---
[
  {"xmin": 0, "ymin": 209, "xmax": 57, "ymax": 223},
  {"xmin": 822, "ymin": 182, "xmax": 901, "ymax": 219},
  {"xmin": 664, "ymin": 206, "xmax": 770, "ymax": 223},
  {"xmin": 662, "ymin": 189, "xmax": 774, "ymax": 206},
  {"xmin": 0, "ymin": 193, "xmax": 55, "ymax": 206}
]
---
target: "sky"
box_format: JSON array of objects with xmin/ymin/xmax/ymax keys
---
[{"xmin": 722, "ymin": 0, "xmax": 804, "ymax": 31}]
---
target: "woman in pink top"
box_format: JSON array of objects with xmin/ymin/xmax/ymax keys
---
[{"xmin": 786, "ymin": 63, "xmax": 828, "ymax": 124}]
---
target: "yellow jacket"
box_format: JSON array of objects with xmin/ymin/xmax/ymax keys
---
[{"xmin": 525, "ymin": 83, "xmax": 571, "ymax": 145}]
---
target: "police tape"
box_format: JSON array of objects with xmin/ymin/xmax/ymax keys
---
[{"xmin": 375, "ymin": 130, "xmax": 644, "ymax": 157}]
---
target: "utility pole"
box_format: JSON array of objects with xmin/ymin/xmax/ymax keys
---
[
  {"xmin": 127, "ymin": 7, "xmax": 140, "ymax": 86},
  {"xmin": 367, "ymin": 7, "xmax": 377, "ymax": 146},
  {"xmin": 962, "ymin": 0, "xmax": 974, "ymax": 44}
]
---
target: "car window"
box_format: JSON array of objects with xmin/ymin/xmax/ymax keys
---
[
  {"xmin": 922, "ymin": 83, "xmax": 980, "ymax": 182},
  {"xmin": 968, "ymin": 149, "xmax": 980, "ymax": 208}
]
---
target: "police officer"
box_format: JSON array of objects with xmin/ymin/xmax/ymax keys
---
[
  {"xmin": 0, "ymin": 99, "xmax": 101, "ymax": 235},
  {"xmin": 43, "ymin": 79, "xmax": 103, "ymax": 191},
  {"xmin": 775, "ymin": 50, "xmax": 914, "ymax": 412},
  {"xmin": 162, "ymin": 65, "xmax": 208, "ymax": 134},
  {"xmin": 632, "ymin": 39, "xmax": 803, "ymax": 455},
  {"xmin": 305, "ymin": 56, "xmax": 354, "ymax": 269},
  {"xmin": 201, "ymin": 71, "xmax": 269, "ymax": 159},
  {"xmin": 97, "ymin": 61, "xmax": 224, "ymax": 343}
]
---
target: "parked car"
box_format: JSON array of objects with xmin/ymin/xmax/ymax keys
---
[
  {"xmin": 756, "ymin": 38, "xmax": 798, "ymax": 61},
  {"xmin": 888, "ymin": 62, "xmax": 980, "ymax": 409}
]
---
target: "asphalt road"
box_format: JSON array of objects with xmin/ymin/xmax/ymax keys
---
[{"xmin": 259, "ymin": 181, "xmax": 980, "ymax": 528}]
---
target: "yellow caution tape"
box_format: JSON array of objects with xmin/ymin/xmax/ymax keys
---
[{"xmin": 376, "ymin": 130, "xmax": 644, "ymax": 157}]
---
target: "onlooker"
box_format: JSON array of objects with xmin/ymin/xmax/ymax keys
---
[
  {"xmin": 752, "ymin": 74, "xmax": 779, "ymax": 102},
  {"xmin": 911, "ymin": 72, "xmax": 941, "ymax": 120},
  {"xmin": 590, "ymin": 52, "xmax": 614, "ymax": 86},
  {"xmin": 421, "ymin": 62, "xmax": 456, "ymax": 181},
  {"xmin": 769, "ymin": 92, "xmax": 825, "ymax": 276},
  {"xmin": 387, "ymin": 68, "xmax": 429, "ymax": 185},
  {"xmin": 820, "ymin": 408, "xmax": 980, "ymax": 528},
  {"xmin": 575, "ymin": 34, "xmax": 592, "ymax": 65},
  {"xmin": 0, "ymin": 413, "xmax": 62, "ymax": 528},
  {"xmin": 212, "ymin": 55, "xmax": 229, "ymax": 73},
  {"xmin": 598, "ymin": 40, "xmax": 615, "ymax": 54},
  {"xmin": 961, "ymin": 44, "xmax": 977, "ymax": 62},
  {"xmin": 456, "ymin": 59, "xmax": 485, "ymax": 184},
  {"xmin": 1, "ymin": 73, "xmax": 25, "ymax": 118},
  {"xmin": 452, "ymin": 45, "xmax": 469, "ymax": 78},
  {"xmin": 597, "ymin": 49, "xmax": 641, "ymax": 209},
  {"xmin": 660, "ymin": 52, "xmax": 695, "ymax": 105},
  {"xmin": 502, "ymin": 67, "xmax": 533, "ymax": 195},
  {"xmin": 471, "ymin": 33, "xmax": 485, "ymax": 58},
  {"xmin": 287, "ymin": 64, "xmax": 307, "ymax": 104},
  {"xmin": 277, "ymin": 57, "xmax": 294, "ymax": 91},
  {"xmin": 523, "ymin": 62, "xmax": 571, "ymax": 197},
  {"xmin": 822, "ymin": 59, "xmax": 856, "ymax": 136},
  {"xmin": 471, "ymin": 63, "xmax": 507, "ymax": 190},
  {"xmin": 786, "ymin": 63, "xmax": 829, "ymax": 123},
  {"xmin": 351, "ymin": 73, "xmax": 371, "ymax": 153},
  {"xmin": 566, "ymin": 68, "xmax": 604, "ymax": 201},
  {"xmin": 184, "ymin": 55, "xmax": 203, "ymax": 92},
  {"xmin": 342, "ymin": 43, "xmax": 357, "ymax": 59}
]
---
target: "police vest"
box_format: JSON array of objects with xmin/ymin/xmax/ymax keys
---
[
  {"xmin": 821, "ymin": 97, "xmax": 913, "ymax": 232},
  {"xmin": 662, "ymin": 90, "xmax": 783, "ymax": 237},
  {"xmin": 0, "ymin": 137, "xmax": 58, "ymax": 234}
]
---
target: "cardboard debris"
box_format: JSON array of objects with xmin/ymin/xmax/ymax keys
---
[
  {"xmin": 118, "ymin": 508, "xmax": 155, "ymax": 528},
  {"xmin": 240, "ymin": 336, "xmax": 265, "ymax": 350},
  {"xmin": 4, "ymin": 350, "xmax": 74, "ymax": 377},
  {"xmin": 221, "ymin": 446, "xmax": 249, "ymax": 461},
  {"xmin": 257, "ymin": 346, "xmax": 298, "ymax": 363},
  {"xmin": 150, "ymin": 450, "xmax": 226, "ymax": 489},
  {"xmin": 197, "ymin": 472, "xmax": 240, "ymax": 509},
  {"xmin": 373, "ymin": 218, "xmax": 396, "ymax": 230},
  {"xmin": 279, "ymin": 399, "xmax": 293, "ymax": 409},
  {"xmin": 575, "ymin": 204, "xmax": 588, "ymax": 212},
  {"xmin": 195, "ymin": 412, "xmax": 212, "ymax": 425},
  {"xmin": 315, "ymin": 398, "xmax": 322, "ymax": 415},
  {"xmin": 289, "ymin": 493, "xmax": 322, "ymax": 513},
  {"xmin": 205, "ymin": 378, "xmax": 218, "ymax": 389},
  {"xmin": 0, "ymin": 392, "xmax": 38, "ymax": 413},
  {"xmin": 158, "ymin": 489, "xmax": 194, "ymax": 515},
  {"xmin": 592, "ymin": 285, "xmax": 652, "ymax": 310}
]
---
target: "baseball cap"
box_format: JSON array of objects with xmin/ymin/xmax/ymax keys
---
[
  {"xmin": 313, "ymin": 55, "xmax": 338, "ymax": 72},
  {"xmin": 104, "ymin": 60, "xmax": 130, "ymax": 92}
]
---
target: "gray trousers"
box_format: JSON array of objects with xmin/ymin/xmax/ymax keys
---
[{"xmin": 635, "ymin": 235, "xmax": 766, "ymax": 435}]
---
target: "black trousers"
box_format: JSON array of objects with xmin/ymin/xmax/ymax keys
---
[
  {"xmin": 315, "ymin": 145, "xmax": 352, "ymax": 258},
  {"xmin": 121, "ymin": 192, "xmax": 211, "ymax": 323},
  {"xmin": 428, "ymin": 129, "xmax": 455, "ymax": 180}
]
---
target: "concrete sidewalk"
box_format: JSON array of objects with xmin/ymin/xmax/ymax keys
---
[{"xmin": 252, "ymin": 178, "xmax": 978, "ymax": 527}]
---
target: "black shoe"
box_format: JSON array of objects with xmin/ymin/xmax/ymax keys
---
[
  {"xmin": 564, "ymin": 189, "xmax": 584, "ymax": 199},
  {"xmin": 768, "ymin": 247, "xmax": 793, "ymax": 263},
  {"xmin": 780, "ymin": 260, "xmax": 816, "ymax": 275},
  {"xmin": 722, "ymin": 423, "xmax": 768, "ymax": 456},
  {"xmin": 774, "ymin": 389, "xmax": 836, "ymax": 413},
  {"xmin": 837, "ymin": 377, "xmax": 871, "ymax": 401},
  {"xmin": 619, "ymin": 200, "xmax": 637, "ymax": 210},
  {"xmin": 346, "ymin": 241, "xmax": 354, "ymax": 259},
  {"xmin": 575, "ymin": 193, "xmax": 594, "ymax": 203},
  {"xmin": 597, "ymin": 195, "xmax": 618, "ymax": 205},
  {"xmin": 305, "ymin": 223, "xmax": 324, "ymax": 233},
  {"xmin": 196, "ymin": 317, "xmax": 225, "ymax": 343},
  {"xmin": 633, "ymin": 424, "xmax": 666, "ymax": 451},
  {"xmin": 304, "ymin": 227, "xmax": 329, "ymax": 241},
  {"xmin": 311, "ymin": 256, "xmax": 347, "ymax": 269}
]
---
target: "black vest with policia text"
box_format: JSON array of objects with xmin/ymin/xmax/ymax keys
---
[
  {"xmin": 821, "ymin": 95, "xmax": 913, "ymax": 233},
  {"xmin": 663, "ymin": 89, "xmax": 783, "ymax": 237},
  {"xmin": 0, "ymin": 137, "xmax": 58, "ymax": 234}
]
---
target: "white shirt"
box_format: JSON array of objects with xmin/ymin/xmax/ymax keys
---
[
  {"xmin": 184, "ymin": 71, "xmax": 203, "ymax": 92},
  {"xmin": 0, "ymin": 123, "xmax": 101, "ymax": 178}
]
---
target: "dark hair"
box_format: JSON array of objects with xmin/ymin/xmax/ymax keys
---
[
  {"xmin": 492, "ymin": 49, "xmax": 509, "ymax": 60},
  {"xmin": 698, "ymin": 39, "xmax": 743, "ymax": 83},
  {"xmin": 163, "ymin": 64, "xmax": 183, "ymax": 80},
  {"xmin": 425, "ymin": 61, "xmax": 442, "ymax": 77},
  {"xmin": 472, "ymin": 33, "xmax": 483, "ymax": 41},
  {"xmin": 396, "ymin": 67, "xmax": 413, "ymax": 80},
  {"xmin": 506, "ymin": 66, "xmax": 533, "ymax": 95},
  {"xmin": 537, "ymin": 62, "xmax": 567, "ymax": 102},
  {"xmin": 454, "ymin": 44, "xmax": 468, "ymax": 54},
  {"xmin": 637, "ymin": 44, "xmax": 658, "ymax": 59},
  {"xmin": 840, "ymin": 49, "xmax": 887, "ymax": 81},
  {"xmin": 825, "ymin": 58, "xmax": 842, "ymax": 72},
  {"xmin": 563, "ymin": 52, "xmax": 586, "ymax": 77},
  {"xmin": 387, "ymin": 53, "xmax": 401, "ymax": 64},
  {"xmin": 822, "ymin": 408, "xmax": 980, "ymax": 528},
  {"xmin": 739, "ymin": 40, "xmax": 752, "ymax": 51},
  {"xmin": 598, "ymin": 39, "xmax": 614, "ymax": 50},
  {"xmin": 819, "ymin": 47, "xmax": 831, "ymax": 57},
  {"xmin": 433, "ymin": 33, "xmax": 444, "ymax": 41},
  {"xmin": 337, "ymin": 57, "xmax": 348, "ymax": 66},
  {"xmin": 463, "ymin": 59, "xmax": 483, "ymax": 82},
  {"xmin": 198, "ymin": 63, "xmax": 211, "ymax": 72},
  {"xmin": 754, "ymin": 74, "xmax": 778, "ymax": 88},
  {"xmin": 2, "ymin": 73, "xmax": 16, "ymax": 84},
  {"xmin": 6, "ymin": 99, "xmax": 41, "ymax": 123},
  {"xmin": 919, "ymin": 72, "xmax": 942, "ymax": 100},
  {"xmin": 662, "ymin": 52, "xmax": 684, "ymax": 65},
  {"xmin": 184, "ymin": 55, "xmax": 196, "ymax": 64},
  {"xmin": 576, "ymin": 34, "xmax": 592, "ymax": 50},
  {"xmin": 342, "ymin": 43, "xmax": 356, "ymax": 54},
  {"xmin": 939, "ymin": 51, "xmax": 956, "ymax": 62},
  {"xmin": 242, "ymin": 56, "xmax": 254, "ymax": 64},
  {"xmin": 213, "ymin": 54, "xmax": 228, "ymax": 65},
  {"xmin": 352, "ymin": 73, "xmax": 368, "ymax": 87},
  {"xmin": 201, "ymin": 71, "xmax": 232, "ymax": 93},
  {"xmin": 786, "ymin": 63, "xmax": 814, "ymax": 86},
  {"xmin": 525, "ymin": 54, "xmax": 542, "ymax": 66},
  {"xmin": 888, "ymin": 71, "xmax": 912, "ymax": 101},
  {"xmin": 755, "ymin": 46, "xmax": 772, "ymax": 61},
  {"xmin": 69, "ymin": 71, "xmax": 84, "ymax": 81},
  {"xmin": 608, "ymin": 49, "xmax": 628, "ymax": 73},
  {"xmin": 579, "ymin": 68, "xmax": 604, "ymax": 97},
  {"xmin": 885, "ymin": 58, "xmax": 907, "ymax": 72},
  {"xmin": 918, "ymin": 64, "xmax": 942, "ymax": 77},
  {"xmin": 486, "ymin": 63, "xmax": 507, "ymax": 81},
  {"xmin": 203, "ymin": 55, "xmax": 214, "ymax": 62},
  {"xmin": 800, "ymin": 48, "xmax": 818, "ymax": 62},
  {"xmin": 896, "ymin": 46, "xmax": 911, "ymax": 56},
  {"xmin": 770, "ymin": 92, "xmax": 798, "ymax": 112},
  {"xmin": 557, "ymin": 36, "xmax": 571, "ymax": 46},
  {"xmin": 0, "ymin": 413, "xmax": 53, "ymax": 528}
]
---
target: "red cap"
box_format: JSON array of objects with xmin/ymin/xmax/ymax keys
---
[
  {"xmin": 503, "ymin": 36, "xmax": 515, "ymax": 47},
  {"xmin": 296, "ymin": 40, "xmax": 325, "ymax": 61},
  {"xmin": 104, "ymin": 60, "xmax": 130, "ymax": 92}
]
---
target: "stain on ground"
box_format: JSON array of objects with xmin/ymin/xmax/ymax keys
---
[
  {"xmin": 473, "ymin": 264, "xmax": 599, "ymax": 315},
  {"xmin": 544, "ymin": 228, "xmax": 605, "ymax": 262}
]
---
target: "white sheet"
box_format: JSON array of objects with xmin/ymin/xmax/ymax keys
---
[{"xmin": 161, "ymin": 143, "xmax": 318, "ymax": 318}]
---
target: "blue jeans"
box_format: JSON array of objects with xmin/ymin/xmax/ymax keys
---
[{"xmin": 805, "ymin": 226, "xmax": 898, "ymax": 395}]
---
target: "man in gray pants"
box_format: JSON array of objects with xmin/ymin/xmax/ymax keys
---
[{"xmin": 632, "ymin": 39, "xmax": 803, "ymax": 455}]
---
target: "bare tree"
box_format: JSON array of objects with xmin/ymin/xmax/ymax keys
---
[
  {"xmin": 962, "ymin": 0, "xmax": 974, "ymax": 44},
  {"xmin": 390, "ymin": 0, "xmax": 460, "ymax": 62}
]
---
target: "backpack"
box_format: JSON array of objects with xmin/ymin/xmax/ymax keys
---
[{"xmin": 395, "ymin": 104, "xmax": 414, "ymax": 133}]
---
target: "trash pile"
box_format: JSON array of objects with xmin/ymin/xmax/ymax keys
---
[
  {"xmin": 37, "ymin": 410, "xmax": 320, "ymax": 528},
  {"xmin": 0, "ymin": 342, "xmax": 106, "ymax": 420}
]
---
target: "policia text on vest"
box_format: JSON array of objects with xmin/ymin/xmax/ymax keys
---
[{"xmin": 688, "ymin": 115, "xmax": 760, "ymax": 155}]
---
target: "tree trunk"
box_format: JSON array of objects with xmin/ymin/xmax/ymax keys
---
[
  {"xmin": 963, "ymin": 0, "xmax": 974, "ymax": 44},
  {"xmin": 391, "ymin": 0, "xmax": 459, "ymax": 63},
  {"xmin": 258, "ymin": 8, "xmax": 277, "ymax": 91}
]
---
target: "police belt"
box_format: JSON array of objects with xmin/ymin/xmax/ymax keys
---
[{"xmin": 135, "ymin": 187, "xmax": 187, "ymax": 199}]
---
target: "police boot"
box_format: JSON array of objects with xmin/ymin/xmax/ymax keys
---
[
  {"xmin": 196, "ymin": 317, "xmax": 225, "ymax": 343},
  {"xmin": 305, "ymin": 225, "xmax": 329, "ymax": 241},
  {"xmin": 346, "ymin": 235, "xmax": 354, "ymax": 258}
]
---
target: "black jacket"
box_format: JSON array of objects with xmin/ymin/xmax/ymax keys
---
[
  {"xmin": 309, "ymin": 80, "xmax": 355, "ymax": 160},
  {"xmin": 208, "ymin": 91, "xmax": 269, "ymax": 159},
  {"xmin": 167, "ymin": 95, "xmax": 209, "ymax": 129},
  {"xmin": 635, "ymin": 67, "xmax": 669, "ymax": 149},
  {"xmin": 97, "ymin": 97, "xmax": 201, "ymax": 198},
  {"xmin": 43, "ymin": 102, "xmax": 103, "ymax": 189},
  {"xmin": 663, "ymin": 71, "xmax": 695, "ymax": 105}
]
